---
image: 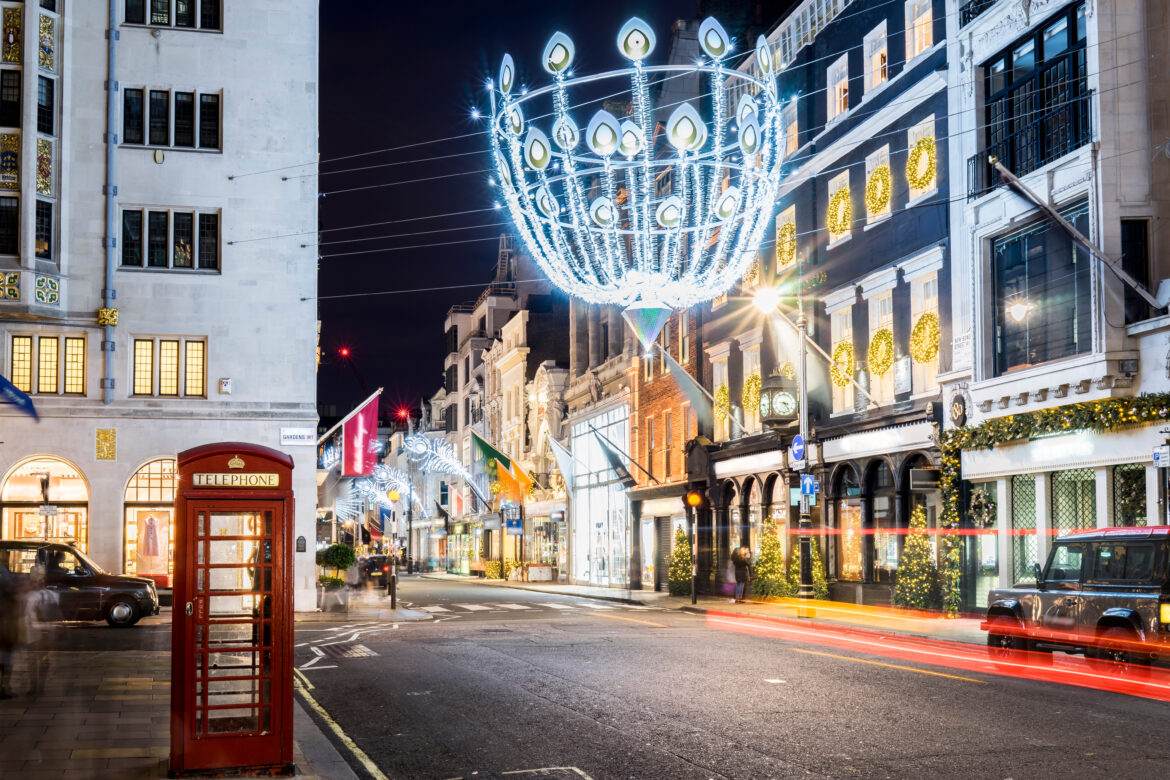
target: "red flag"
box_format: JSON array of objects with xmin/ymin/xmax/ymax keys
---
[{"xmin": 342, "ymin": 395, "xmax": 379, "ymax": 476}]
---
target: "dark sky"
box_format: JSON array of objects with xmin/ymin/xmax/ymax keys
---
[{"xmin": 317, "ymin": 1, "xmax": 777, "ymax": 416}]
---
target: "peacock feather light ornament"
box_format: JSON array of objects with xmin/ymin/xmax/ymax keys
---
[{"xmin": 490, "ymin": 17, "xmax": 783, "ymax": 349}]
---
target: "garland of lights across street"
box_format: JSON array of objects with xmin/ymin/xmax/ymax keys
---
[{"xmin": 489, "ymin": 16, "xmax": 783, "ymax": 348}]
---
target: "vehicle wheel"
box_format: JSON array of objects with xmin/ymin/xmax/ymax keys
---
[
  {"xmin": 1090, "ymin": 627, "xmax": 1151, "ymax": 679},
  {"xmin": 105, "ymin": 598, "xmax": 140, "ymax": 628},
  {"xmin": 986, "ymin": 616, "xmax": 1026, "ymax": 667}
]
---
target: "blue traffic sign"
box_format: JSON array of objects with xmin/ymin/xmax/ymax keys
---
[
  {"xmin": 801, "ymin": 474, "xmax": 816, "ymax": 495},
  {"xmin": 790, "ymin": 434, "xmax": 805, "ymax": 461}
]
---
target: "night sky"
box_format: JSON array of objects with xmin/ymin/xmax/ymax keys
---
[{"xmin": 316, "ymin": 1, "xmax": 783, "ymax": 416}]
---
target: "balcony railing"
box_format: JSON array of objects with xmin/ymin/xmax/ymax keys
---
[
  {"xmin": 960, "ymin": 0, "xmax": 997, "ymax": 27},
  {"xmin": 967, "ymin": 91, "xmax": 1092, "ymax": 200}
]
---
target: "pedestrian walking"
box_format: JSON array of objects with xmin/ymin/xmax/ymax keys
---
[
  {"xmin": 23, "ymin": 565, "xmax": 61, "ymax": 696},
  {"xmin": 732, "ymin": 546, "xmax": 752, "ymax": 603},
  {"xmin": 0, "ymin": 560, "xmax": 26, "ymax": 699}
]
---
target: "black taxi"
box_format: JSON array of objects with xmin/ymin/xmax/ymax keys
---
[{"xmin": 982, "ymin": 526, "xmax": 1170, "ymax": 674}]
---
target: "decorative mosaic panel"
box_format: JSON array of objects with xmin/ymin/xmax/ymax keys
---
[
  {"xmin": 36, "ymin": 138, "xmax": 51, "ymax": 195},
  {"xmin": 0, "ymin": 271, "xmax": 19, "ymax": 300},
  {"xmin": 0, "ymin": 133, "xmax": 18, "ymax": 191},
  {"xmin": 38, "ymin": 14, "xmax": 52, "ymax": 71},
  {"xmin": 96, "ymin": 429, "xmax": 116, "ymax": 461},
  {"xmin": 34, "ymin": 274, "xmax": 59, "ymax": 305},
  {"xmin": 2, "ymin": 8, "xmax": 21, "ymax": 63}
]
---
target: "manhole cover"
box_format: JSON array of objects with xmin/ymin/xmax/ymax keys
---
[{"xmin": 318, "ymin": 643, "xmax": 377, "ymax": 658}]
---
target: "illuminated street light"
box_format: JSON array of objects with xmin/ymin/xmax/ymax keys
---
[{"xmin": 1008, "ymin": 300, "xmax": 1031, "ymax": 322}]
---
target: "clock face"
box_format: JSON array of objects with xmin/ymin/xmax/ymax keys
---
[
  {"xmin": 758, "ymin": 392, "xmax": 770, "ymax": 417},
  {"xmin": 774, "ymin": 391, "xmax": 796, "ymax": 416}
]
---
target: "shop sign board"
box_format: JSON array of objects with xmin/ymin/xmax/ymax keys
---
[
  {"xmin": 505, "ymin": 517, "xmax": 523, "ymax": 535},
  {"xmin": 193, "ymin": 472, "xmax": 279, "ymax": 488},
  {"xmin": 38, "ymin": 504, "xmax": 56, "ymax": 516}
]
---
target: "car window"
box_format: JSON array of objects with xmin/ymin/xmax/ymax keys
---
[
  {"xmin": 1046, "ymin": 542, "xmax": 1084, "ymax": 581},
  {"xmin": 1092, "ymin": 543, "xmax": 1155, "ymax": 582},
  {"xmin": 0, "ymin": 547, "xmax": 39, "ymax": 575},
  {"xmin": 45, "ymin": 548, "xmax": 86, "ymax": 576}
]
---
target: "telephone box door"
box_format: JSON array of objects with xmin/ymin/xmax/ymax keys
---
[{"xmin": 178, "ymin": 501, "xmax": 287, "ymax": 768}]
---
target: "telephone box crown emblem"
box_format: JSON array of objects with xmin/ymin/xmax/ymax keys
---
[{"xmin": 228, "ymin": 455, "xmax": 246, "ymax": 470}]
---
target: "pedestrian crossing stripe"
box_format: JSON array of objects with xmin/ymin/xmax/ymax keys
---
[
  {"xmin": 537, "ymin": 603, "xmax": 576, "ymax": 609},
  {"xmin": 493, "ymin": 603, "xmax": 532, "ymax": 610},
  {"xmin": 583, "ymin": 603, "xmax": 614, "ymax": 609},
  {"xmin": 452, "ymin": 604, "xmax": 493, "ymax": 611},
  {"xmin": 417, "ymin": 605, "xmax": 450, "ymax": 612}
]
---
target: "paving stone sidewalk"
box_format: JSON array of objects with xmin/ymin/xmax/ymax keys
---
[{"xmin": 0, "ymin": 648, "xmax": 357, "ymax": 779}]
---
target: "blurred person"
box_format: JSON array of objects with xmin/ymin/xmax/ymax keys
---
[
  {"xmin": 732, "ymin": 546, "xmax": 752, "ymax": 603},
  {"xmin": 0, "ymin": 559, "xmax": 25, "ymax": 699},
  {"xmin": 23, "ymin": 565, "xmax": 61, "ymax": 696}
]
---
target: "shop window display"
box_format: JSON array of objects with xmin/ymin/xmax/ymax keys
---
[
  {"xmin": 834, "ymin": 467, "xmax": 862, "ymax": 581},
  {"xmin": 124, "ymin": 458, "xmax": 176, "ymax": 587},
  {"xmin": 1, "ymin": 456, "xmax": 89, "ymax": 551}
]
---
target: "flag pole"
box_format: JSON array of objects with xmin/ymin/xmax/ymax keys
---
[{"xmin": 316, "ymin": 387, "xmax": 383, "ymax": 446}]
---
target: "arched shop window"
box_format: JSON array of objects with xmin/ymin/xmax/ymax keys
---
[
  {"xmin": 1, "ymin": 456, "xmax": 89, "ymax": 551},
  {"xmin": 868, "ymin": 461, "xmax": 897, "ymax": 584},
  {"xmin": 833, "ymin": 466, "xmax": 861, "ymax": 581},
  {"xmin": 124, "ymin": 458, "xmax": 177, "ymax": 587}
]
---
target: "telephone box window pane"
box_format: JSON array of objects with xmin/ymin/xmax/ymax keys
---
[
  {"xmin": 173, "ymin": 211, "xmax": 194, "ymax": 267},
  {"xmin": 184, "ymin": 340, "xmax": 205, "ymax": 396},
  {"xmin": 147, "ymin": 211, "xmax": 168, "ymax": 267},
  {"xmin": 133, "ymin": 339, "xmax": 153, "ymax": 395},
  {"xmin": 173, "ymin": 92, "xmax": 194, "ymax": 147},
  {"xmin": 148, "ymin": 90, "xmax": 169, "ymax": 146},
  {"xmin": 63, "ymin": 337, "xmax": 84, "ymax": 394},
  {"xmin": 158, "ymin": 339, "xmax": 179, "ymax": 395},
  {"xmin": 11, "ymin": 336, "xmax": 31, "ymax": 392},
  {"xmin": 123, "ymin": 88, "xmax": 144, "ymax": 144},
  {"xmin": 121, "ymin": 211, "xmax": 143, "ymax": 266},
  {"xmin": 37, "ymin": 336, "xmax": 58, "ymax": 393}
]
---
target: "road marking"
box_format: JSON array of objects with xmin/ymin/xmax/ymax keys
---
[
  {"xmin": 494, "ymin": 603, "xmax": 532, "ymax": 610},
  {"xmin": 621, "ymin": 605, "xmax": 652, "ymax": 610},
  {"xmin": 501, "ymin": 767, "xmax": 594, "ymax": 778},
  {"xmin": 292, "ymin": 668, "xmax": 314, "ymax": 690},
  {"xmin": 452, "ymin": 604, "xmax": 493, "ymax": 611},
  {"xmin": 588, "ymin": 611, "xmax": 667, "ymax": 628},
  {"xmin": 764, "ymin": 679, "xmax": 786, "ymax": 684},
  {"xmin": 790, "ymin": 648, "xmax": 987, "ymax": 683},
  {"xmin": 295, "ymin": 679, "xmax": 390, "ymax": 780},
  {"xmin": 300, "ymin": 665, "xmax": 337, "ymax": 670},
  {"xmin": 581, "ymin": 603, "xmax": 615, "ymax": 609},
  {"xmin": 417, "ymin": 605, "xmax": 451, "ymax": 613},
  {"xmin": 537, "ymin": 602, "xmax": 576, "ymax": 609}
]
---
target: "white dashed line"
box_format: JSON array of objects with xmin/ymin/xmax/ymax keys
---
[{"xmin": 494, "ymin": 603, "xmax": 532, "ymax": 610}]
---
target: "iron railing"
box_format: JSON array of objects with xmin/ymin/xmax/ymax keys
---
[
  {"xmin": 960, "ymin": 0, "xmax": 998, "ymax": 27},
  {"xmin": 968, "ymin": 90, "xmax": 1092, "ymax": 200}
]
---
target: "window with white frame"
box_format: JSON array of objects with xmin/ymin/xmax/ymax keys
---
[
  {"xmin": 831, "ymin": 309, "xmax": 854, "ymax": 413},
  {"xmin": 827, "ymin": 55, "xmax": 849, "ymax": 122},
  {"xmin": 906, "ymin": 0, "xmax": 933, "ymax": 61},
  {"xmin": 911, "ymin": 273, "xmax": 939, "ymax": 392},
  {"xmin": 712, "ymin": 358, "xmax": 730, "ymax": 441},
  {"xmin": 645, "ymin": 416, "xmax": 655, "ymax": 474},
  {"xmin": 782, "ymin": 100, "xmax": 798, "ymax": 158},
  {"xmin": 907, "ymin": 115, "xmax": 937, "ymax": 201},
  {"xmin": 742, "ymin": 346, "xmax": 761, "ymax": 433},
  {"xmin": 8, "ymin": 334, "xmax": 86, "ymax": 395},
  {"xmin": 867, "ymin": 292, "xmax": 894, "ymax": 405},
  {"xmin": 865, "ymin": 146, "xmax": 891, "ymax": 223},
  {"xmin": 132, "ymin": 336, "xmax": 206, "ymax": 397},
  {"xmin": 659, "ymin": 319, "xmax": 671, "ymax": 373},
  {"xmin": 122, "ymin": 87, "xmax": 221, "ymax": 150},
  {"xmin": 827, "ymin": 170, "xmax": 851, "ymax": 244},
  {"xmin": 643, "ymin": 352, "xmax": 653, "ymax": 382},
  {"xmin": 864, "ymin": 22, "xmax": 888, "ymax": 92}
]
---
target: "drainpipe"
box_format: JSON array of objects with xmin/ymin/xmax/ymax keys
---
[{"xmin": 102, "ymin": 0, "xmax": 119, "ymax": 404}]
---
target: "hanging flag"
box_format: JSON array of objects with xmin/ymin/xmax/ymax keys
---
[
  {"xmin": 376, "ymin": 506, "xmax": 392, "ymax": 540},
  {"xmin": 658, "ymin": 346, "xmax": 713, "ymax": 432},
  {"xmin": 0, "ymin": 374, "xmax": 38, "ymax": 421},
  {"xmin": 546, "ymin": 434, "xmax": 577, "ymax": 492},
  {"xmin": 471, "ymin": 429, "xmax": 533, "ymax": 496},
  {"xmin": 342, "ymin": 393, "xmax": 379, "ymax": 476},
  {"xmin": 590, "ymin": 426, "xmax": 637, "ymax": 489}
]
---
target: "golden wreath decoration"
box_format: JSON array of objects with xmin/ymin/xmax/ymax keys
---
[
  {"xmin": 742, "ymin": 373, "xmax": 762, "ymax": 417},
  {"xmin": 781, "ymin": 361, "xmax": 796, "ymax": 381},
  {"xmin": 489, "ymin": 481, "xmax": 503, "ymax": 495},
  {"xmin": 742, "ymin": 257, "xmax": 760, "ymax": 288},
  {"xmin": 907, "ymin": 136, "xmax": 936, "ymax": 191},
  {"xmin": 830, "ymin": 341, "xmax": 855, "ymax": 388},
  {"xmin": 910, "ymin": 311, "xmax": 940, "ymax": 363},
  {"xmin": 865, "ymin": 164, "xmax": 892, "ymax": 215},
  {"xmin": 867, "ymin": 328, "xmax": 895, "ymax": 376},
  {"xmin": 776, "ymin": 221, "xmax": 796, "ymax": 267},
  {"xmin": 714, "ymin": 383, "xmax": 730, "ymax": 422},
  {"xmin": 827, "ymin": 187, "xmax": 852, "ymax": 237}
]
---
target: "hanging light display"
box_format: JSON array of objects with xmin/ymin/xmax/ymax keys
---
[
  {"xmin": 353, "ymin": 465, "xmax": 429, "ymax": 518},
  {"xmin": 403, "ymin": 434, "xmax": 491, "ymax": 506},
  {"xmin": 489, "ymin": 16, "xmax": 783, "ymax": 348}
]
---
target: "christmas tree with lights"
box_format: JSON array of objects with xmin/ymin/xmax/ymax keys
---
[
  {"xmin": 667, "ymin": 527, "xmax": 692, "ymax": 596},
  {"xmin": 786, "ymin": 534, "xmax": 829, "ymax": 599},
  {"xmin": 752, "ymin": 521, "xmax": 790, "ymax": 597},
  {"xmin": 893, "ymin": 504, "xmax": 940, "ymax": 609}
]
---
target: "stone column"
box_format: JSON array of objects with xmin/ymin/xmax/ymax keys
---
[
  {"xmin": 1145, "ymin": 465, "xmax": 1161, "ymax": 526},
  {"xmin": 587, "ymin": 305, "xmax": 602, "ymax": 368},
  {"xmin": 569, "ymin": 298, "xmax": 587, "ymax": 378},
  {"xmin": 715, "ymin": 505, "xmax": 731, "ymax": 588},
  {"xmin": 608, "ymin": 306, "xmax": 624, "ymax": 359},
  {"xmin": 1094, "ymin": 467, "xmax": 1111, "ymax": 528},
  {"xmin": 628, "ymin": 500, "xmax": 643, "ymax": 590}
]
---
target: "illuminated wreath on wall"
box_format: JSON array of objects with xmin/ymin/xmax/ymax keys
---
[
  {"xmin": 714, "ymin": 383, "xmax": 730, "ymax": 422},
  {"xmin": 776, "ymin": 221, "xmax": 796, "ymax": 267},
  {"xmin": 907, "ymin": 136, "xmax": 936, "ymax": 191},
  {"xmin": 742, "ymin": 373, "xmax": 762, "ymax": 416},
  {"xmin": 742, "ymin": 257, "xmax": 760, "ymax": 288},
  {"xmin": 867, "ymin": 328, "xmax": 895, "ymax": 376},
  {"xmin": 826, "ymin": 188, "xmax": 851, "ymax": 237},
  {"xmin": 910, "ymin": 311, "xmax": 940, "ymax": 363},
  {"xmin": 830, "ymin": 341, "xmax": 854, "ymax": 388},
  {"xmin": 864, "ymin": 164, "xmax": 891, "ymax": 215}
]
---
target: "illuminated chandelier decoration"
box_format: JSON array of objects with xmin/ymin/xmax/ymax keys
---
[
  {"xmin": 353, "ymin": 464, "xmax": 429, "ymax": 518},
  {"xmin": 490, "ymin": 16, "xmax": 783, "ymax": 348},
  {"xmin": 403, "ymin": 434, "xmax": 490, "ymax": 506}
]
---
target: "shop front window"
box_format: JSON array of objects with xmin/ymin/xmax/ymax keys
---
[
  {"xmin": 1051, "ymin": 467, "xmax": 1095, "ymax": 535},
  {"xmin": 124, "ymin": 457, "xmax": 176, "ymax": 587},
  {"xmin": 1112, "ymin": 464, "xmax": 1147, "ymax": 527},
  {"xmin": 969, "ymin": 481, "xmax": 999, "ymax": 609},
  {"xmin": 870, "ymin": 462, "xmax": 897, "ymax": 583},
  {"xmin": 834, "ymin": 467, "xmax": 861, "ymax": 581},
  {"xmin": 1011, "ymin": 474, "xmax": 1037, "ymax": 584},
  {"xmin": 1, "ymin": 456, "xmax": 89, "ymax": 552},
  {"xmin": 571, "ymin": 405, "xmax": 630, "ymax": 586}
]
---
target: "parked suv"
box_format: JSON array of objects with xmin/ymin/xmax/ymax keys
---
[
  {"xmin": 982, "ymin": 526, "xmax": 1170, "ymax": 674},
  {"xmin": 0, "ymin": 541, "xmax": 160, "ymax": 627}
]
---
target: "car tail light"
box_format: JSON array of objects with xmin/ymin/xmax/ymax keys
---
[{"xmin": 383, "ymin": 565, "xmax": 389, "ymax": 572}]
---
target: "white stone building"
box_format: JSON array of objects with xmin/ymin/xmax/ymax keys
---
[
  {"xmin": 0, "ymin": 2, "xmax": 319, "ymax": 610},
  {"xmin": 942, "ymin": 0, "xmax": 1169, "ymax": 599}
]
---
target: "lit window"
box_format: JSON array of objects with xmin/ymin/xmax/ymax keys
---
[
  {"xmin": 827, "ymin": 55, "xmax": 848, "ymax": 121},
  {"xmin": 185, "ymin": 341, "xmax": 205, "ymax": 396},
  {"xmin": 906, "ymin": 0, "xmax": 933, "ymax": 60},
  {"xmin": 782, "ymin": 101, "xmax": 798, "ymax": 157},
  {"xmin": 827, "ymin": 170, "xmax": 851, "ymax": 244},
  {"xmin": 679, "ymin": 313, "xmax": 689, "ymax": 363},
  {"xmin": 831, "ymin": 309, "xmax": 853, "ymax": 413},
  {"xmin": 159, "ymin": 340, "xmax": 179, "ymax": 395},
  {"xmin": 907, "ymin": 115, "xmax": 936, "ymax": 200},
  {"xmin": 9, "ymin": 334, "xmax": 85, "ymax": 395},
  {"xmin": 64, "ymin": 337, "xmax": 85, "ymax": 394},
  {"xmin": 133, "ymin": 339, "xmax": 154, "ymax": 395},
  {"xmin": 865, "ymin": 146, "xmax": 891, "ymax": 222},
  {"xmin": 10, "ymin": 336, "xmax": 32, "ymax": 392},
  {"xmin": 910, "ymin": 273, "xmax": 938, "ymax": 393},
  {"xmin": 120, "ymin": 209, "xmax": 220, "ymax": 271},
  {"xmin": 864, "ymin": 22, "xmax": 888, "ymax": 92},
  {"xmin": 36, "ymin": 337, "xmax": 58, "ymax": 393},
  {"xmin": 132, "ymin": 336, "xmax": 207, "ymax": 397},
  {"xmin": 867, "ymin": 293, "xmax": 893, "ymax": 405},
  {"xmin": 659, "ymin": 320, "xmax": 671, "ymax": 373}
]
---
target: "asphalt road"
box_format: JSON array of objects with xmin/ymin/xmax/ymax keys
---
[{"xmin": 296, "ymin": 577, "xmax": 1170, "ymax": 780}]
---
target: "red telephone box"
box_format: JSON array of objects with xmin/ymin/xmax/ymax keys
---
[{"xmin": 170, "ymin": 443, "xmax": 295, "ymax": 776}]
